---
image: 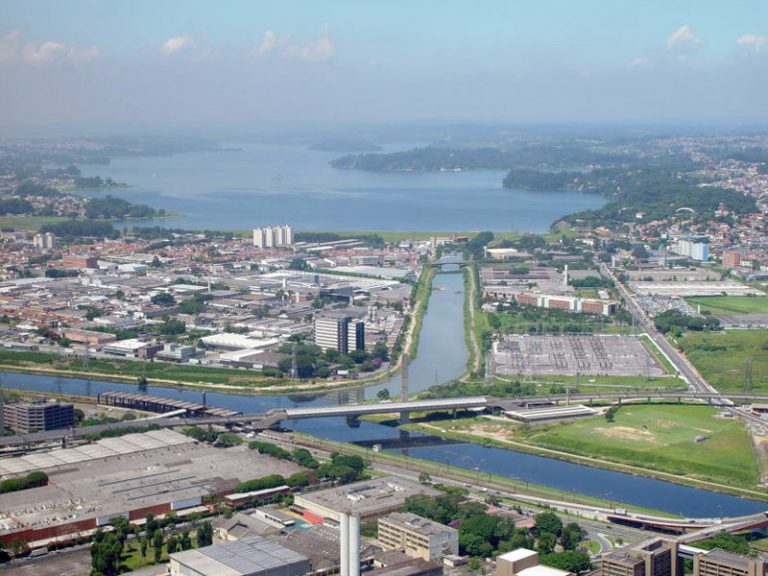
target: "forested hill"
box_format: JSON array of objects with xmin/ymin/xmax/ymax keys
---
[{"xmin": 330, "ymin": 145, "xmax": 626, "ymax": 172}]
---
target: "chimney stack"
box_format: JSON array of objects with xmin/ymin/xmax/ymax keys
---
[{"xmin": 340, "ymin": 513, "xmax": 361, "ymax": 576}]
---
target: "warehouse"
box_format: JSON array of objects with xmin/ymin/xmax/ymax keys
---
[
  {"xmin": 0, "ymin": 431, "xmax": 303, "ymax": 547},
  {"xmin": 170, "ymin": 535, "xmax": 311, "ymax": 576}
]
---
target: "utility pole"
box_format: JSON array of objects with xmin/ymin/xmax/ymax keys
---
[{"xmin": 291, "ymin": 341, "xmax": 298, "ymax": 384}]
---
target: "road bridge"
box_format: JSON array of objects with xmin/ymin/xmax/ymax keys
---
[
  {"xmin": 0, "ymin": 397, "xmax": 488, "ymax": 448},
  {"xmin": 430, "ymin": 256, "xmax": 471, "ymax": 269}
]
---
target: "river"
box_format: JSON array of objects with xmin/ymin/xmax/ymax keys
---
[
  {"xmin": 74, "ymin": 143, "xmax": 605, "ymax": 233},
  {"xmin": 3, "ymin": 270, "xmax": 767, "ymax": 517}
]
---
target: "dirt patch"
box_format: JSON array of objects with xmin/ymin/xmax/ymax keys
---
[{"xmin": 596, "ymin": 425, "xmax": 664, "ymax": 445}]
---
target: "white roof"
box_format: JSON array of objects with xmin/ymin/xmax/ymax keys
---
[
  {"xmin": 498, "ymin": 548, "xmax": 538, "ymax": 563},
  {"xmin": 518, "ymin": 566, "xmax": 572, "ymax": 576}
]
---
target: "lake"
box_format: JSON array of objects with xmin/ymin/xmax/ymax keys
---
[{"xmin": 76, "ymin": 143, "xmax": 605, "ymax": 233}]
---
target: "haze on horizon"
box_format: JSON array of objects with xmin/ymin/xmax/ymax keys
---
[{"xmin": 2, "ymin": 0, "xmax": 768, "ymax": 133}]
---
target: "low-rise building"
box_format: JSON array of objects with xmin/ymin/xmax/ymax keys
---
[
  {"xmin": 495, "ymin": 548, "xmax": 573, "ymax": 576},
  {"xmin": 293, "ymin": 476, "xmax": 439, "ymax": 523},
  {"xmin": 170, "ymin": 534, "xmax": 310, "ymax": 576},
  {"xmin": 378, "ymin": 512, "xmax": 458, "ymax": 562}
]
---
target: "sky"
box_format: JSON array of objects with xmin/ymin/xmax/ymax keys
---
[{"xmin": 1, "ymin": 0, "xmax": 767, "ymax": 131}]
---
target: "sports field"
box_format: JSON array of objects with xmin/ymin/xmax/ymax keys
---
[
  {"xmin": 518, "ymin": 404, "xmax": 758, "ymax": 486},
  {"xmin": 686, "ymin": 295, "xmax": 768, "ymax": 315},
  {"xmin": 677, "ymin": 330, "xmax": 768, "ymax": 393}
]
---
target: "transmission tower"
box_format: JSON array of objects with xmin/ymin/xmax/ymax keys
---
[
  {"xmin": 744, "ymin": 357, "xmax": 753, "ymax": 392},
  {"xmin": 291, "ymin": 342, "xmax": 298, "ymax": 384}
]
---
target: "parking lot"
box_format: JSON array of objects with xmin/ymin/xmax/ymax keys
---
[{"xmin": 492, "ymin": 334, "xmax": 664, "ymax": 377}]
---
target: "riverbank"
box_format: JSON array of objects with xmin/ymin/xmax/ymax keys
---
[
  {"xmin": 462, "ymin": 264, "xmax": 483, "ymax": 380},
  {"xmin": 383, "ymin": 412, "xmax": 768, "ymax": 502},
  {"xmin": 0, "ymin": 263, "xmax": 436, "ymax": 397},
  {"xmin": 291, "ymin": 432, "xmax": 683, "ymax": 519}
]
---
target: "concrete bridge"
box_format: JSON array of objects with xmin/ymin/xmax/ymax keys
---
[
  {"xmin": 430, "ymin": 256, "xmax": 471, "ymax": 269},
  {"xmin": 5, "ymin": 390, "xmax": 768, "ymax": 449}
]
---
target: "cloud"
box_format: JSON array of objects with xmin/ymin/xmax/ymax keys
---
[
  {"xmin": 283, "ymin": 25, "xmax": 335, "ymax": 63},
  {"xmin": 666, "ymin": 25, "xmax": 701, "ymax": 53},
  {"xmin": 0, "ymin": 30, "xmax": 99, "ymax": 66},
  {"xmin": 249, "ymin": 26, "xmax": 335, "ymax": 63},
  {"xmin": 737, "ymin": 34, "xmax": 768, "ymax": 53},
  {"xmin": 161, "ymin": 34, "xmax": 195, "ymax": 54},
  {"xmin": 628, "ymin": 56, "xmax": 652, "ymax": 70},
  {"xmin": 251, "ymin": 30, "xmax": 277, "ymax": 58}
]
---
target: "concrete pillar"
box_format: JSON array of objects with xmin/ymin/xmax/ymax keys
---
[
  {"xmin": 340, "ymin": 513, "xmax": 350, "ymax": 576},
  {"xmin": 349, "ymin": 514, "xmax": 361, "ymax": 576}
]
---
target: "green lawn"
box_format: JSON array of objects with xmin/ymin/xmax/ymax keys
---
[
  {"xmin": 677, "ymin": 330, "xmax": 768, "ymax": 393},
  {"xmin": 0, "ymin": 215, "xmax": 70, "ymax": 231},
  {"xmin": 0, "ymin": 348, "xmax": 283, "ymax": 388},
  {"xmin": 518, "ymin": 404, "xmax": 759, "ymax": 486},
  {"xmin": 686, "ymin": 296, "xmax": 768, "ymax": 315}
]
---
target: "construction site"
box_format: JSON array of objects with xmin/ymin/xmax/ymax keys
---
[{"xmin": 491, "ymin": 334, "xmax": 665, "ymax": 377}]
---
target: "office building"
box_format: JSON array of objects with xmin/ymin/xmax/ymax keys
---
[
  {"xmin": 170, "ymin": 534, "xmax": 310, "ymax": 576},
  {"xmin": 3, "ymin": 400, "xmax": 74, "ymax": 433},
  {"xmin": 694, "ymin": 549, "xmax": 767, "ymax": 576},
  {"xmin": 253, "ymin": 225, "xmax": 294, "ymax": 248},
  {"xmin": 314, "ymin": 314, "xmax": 365, "ymax": 354},
  {"xmin": 378, "ymin": 512, "xmax": 458, "ymax": 562},
  {"xmin": 601, "ymin": 538, "xmax": 678, "ymax": 576}
]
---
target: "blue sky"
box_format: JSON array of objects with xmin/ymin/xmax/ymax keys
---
[{"xmin": 1, "ymin": 0, "xmax": 767, "ymax": 129}]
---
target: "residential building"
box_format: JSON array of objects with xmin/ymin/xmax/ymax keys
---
[
  {"xmin": 601, "ymin": 538, "xmax": 678, "ymax": 576},
  {"xmin": 378, "ymin": 512, "xmax": 458, "ymax": 562},
  {"xmin": 3, "ymin": 400, "xmax": 74, "ymax": 433},
  {"xmin": 694, "ymin": 549, "xmax": 767, "ymax": 576},
  {"xmin": 253, "ymin": 225, "xmax": 294, "ymax": 248},
  {"xmin": 33, "ymin": 232, "xmax": 56, "ymax": 250}
]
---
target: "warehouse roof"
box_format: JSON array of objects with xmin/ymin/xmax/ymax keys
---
[{"xmin": 172, "ymin": 535, "xmax": 310, "ymax": 576}]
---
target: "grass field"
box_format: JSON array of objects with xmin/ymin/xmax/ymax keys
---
[
  {"xmin": 518, "ymin": 404, "xmax": 758, "ymax": 486},
  {"xmin": 677, "ymin": 330, "xmax": 768, "ymax": 393},
  {"xmin": 0, "ymin": 215, "xmax": 70, "ymax": 231},
  {"xmin": 686, "ymin": 296, "xmax": 768, "ymax": 315}
]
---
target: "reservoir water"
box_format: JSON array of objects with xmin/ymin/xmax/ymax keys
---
[
  {"xmin": 75, "ymin": 143, "xmax": 606, "ymax": 233},
  {"xmin": 4, "ymin": 271, "xmax": 767, "ymax": 517}
]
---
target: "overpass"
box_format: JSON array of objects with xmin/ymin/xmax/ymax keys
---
[{"xmin": 492, "ymin": 391, "xmax": 768, "ymax": 408}]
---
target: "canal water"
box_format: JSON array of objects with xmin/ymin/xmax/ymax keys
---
[{"xmin": 3, "ymin": 271, "xmax": 767, "ymax": 517}]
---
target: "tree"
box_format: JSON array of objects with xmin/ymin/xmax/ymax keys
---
[
  {"xmin": 541, "ymin": 551, "xmax": 593, "ymax": 574},
  {"xmin": 377, "ymin": 388, "xmax": 390, "ymax": 400},
  {"xmin": 289, "ymin": 258, "xmax": 308, "ymax": 270},
  {"xmin": 152, "ymin": 529, "xmax": 163, "ymax": 563},
  {"xmin": 534, "ymin": 511, "xmax": 563, "ymax": 537},
  {"xmin": 91, "ymin": 531, "xmax": 122, "ymax": 576},
  {"xmin": 537, "ymin": 532, "xmax": 557, "ymax": 554},
  {"xmin": 180, "ymin": 530, "xmax": 192, "ymax": 550},
  {"xmin": 150, "ymin": 292, "xmax": 175, "ymax": 306},
  {"xmin": 140, "ymin": 538, "xmax": 148, "ymax": 558},
  {"xmin": 418, "ymin": 471, "xmax": 432, "ymax": 484},
  {"xmin": 166, "ymin": 535, "xmax": 178, "ymax": 555},
  {"xmin": 196, "ymin": 521, "xmax": 213, "ymax": 548}
]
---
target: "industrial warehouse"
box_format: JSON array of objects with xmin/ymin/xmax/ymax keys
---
[{"xmin": 0, "ymin": 430, "xmax": 302, "ymax": 547}]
